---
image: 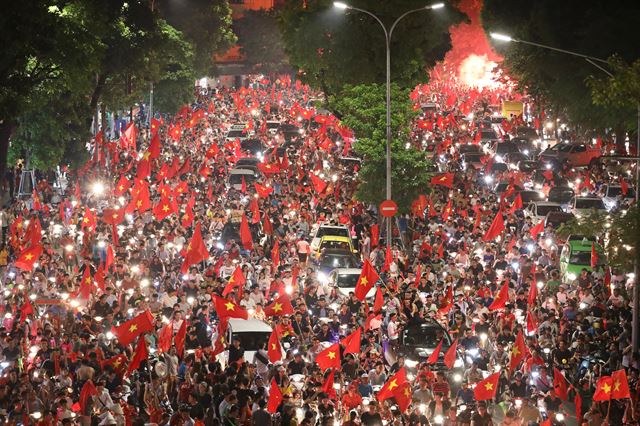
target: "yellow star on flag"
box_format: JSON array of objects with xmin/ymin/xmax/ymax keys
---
[
  {"xmin": 162, "ymin": 205, "xmax": 170, "ymax": 212},
  {"xmin": 602, "ymin": 382, "xmax": 611, "ymax": 394},
  {"xmin": 25, "ymin": 254, "xmax": 34, "ymax": 261},
  {"xmin": 614, "ymin": 381, "xmax": 621, "ymax": 391},
  {"xmin": 404, "ymin": 387, "xmax": 411, "ymax": 397},
  {"xmin": 388, "ymin": 379, "xmax": 398, "ymax": 391},
  {"xmin": 129, "ymin": 324, "xmax": 138, "ymax": 333},
  {"xmin": 229, "ymin": 275, "xmax": 235, "ymax": 283},
  {"xmin": 512, "ymin": 346, "xmax": 520, "ymax": 357},
  {"xmin": 113, "ymin": 359, "xmax": 121, "ymax": 367},
  {"xmin": 136, "ymin": 200, "xmax": 143, "ymax": 208},
  {"xmin": 439, "ymin": 176, "xmax": 447, "ymax": 181},
  {"xmin": 359, "ymin": 276, "xmax": 368, "ymax": 286},
  {"xmin": 484, "ymin": 382, "xmax": 494, "ymax": 391},
  {"xmin": 327, "ymin": 351, "xmax": 336, "ymax": 359},
  {"xmin": 118, "ymin": 185, "xmax": 124, "ymax": 191},
  {"xmin": 83, "ymin": 217, "xmax": 90, "ymax": 223},
  {"xmin": 143, "ymin": 151, "xmax": 151, "ymax": 160},
  {"xmin": 225, "ymin": 302, "xmax": 235, "ymax": 311},
  {"xmin": 112, "ymin": 213, "xmax": 119, "ymax": 219},
  {"xmin": 273, "ymin": 302, "xmax": 283, "ymax": 313},
  {"xmin": 271, "ymin": 344, "xmax": 276, "ymax": 350}
]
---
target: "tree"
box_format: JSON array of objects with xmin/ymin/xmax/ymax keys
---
[
  {"xmin": 280, "ymin": 0, "xmax": 464, "ymax": 98},
  {"xmin": 158, "ymin": 0, "xmax": 236, "ymax": 76},
  {"xmin": 234, "ymin": 10, "xmax": 290, "ymax": 76},
  {"xmin": 557, "ymin": 206, "xmax": 638, "ymax": 273},
  {"xmin": 481, "ymin": 0, "xmax": 640, "ymax": 134},
  {"xmin": 330, "ymin": 83, "xmax": 431, "ymax": 212}
]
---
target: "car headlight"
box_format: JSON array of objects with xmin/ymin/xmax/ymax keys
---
[
  {"xmin": 495, "ymin": 155, "xmax": 503, "ymax": 163},
  {"xmin": 454, "ymin": 359, "xmax": 464, "ymax": 368}
]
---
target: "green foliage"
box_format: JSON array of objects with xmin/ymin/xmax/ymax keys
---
[
  {"xmin": 330, "ymin": 84, "xmax": 431, "ymax": 213},
  {"xmin": 280, "ymin": 0, "xmax": 464, "ymax": 96},
  {"xmin": 557, "ymin": 206, "xmax": 638, "ymax": 273},
  {"xmin": 588, "ymin": 56, "xmax": 640, "ymax": 111},
  {"xmin": 482, "ymin": 0, "xmax": 640, "ymax": 132},
  {"xmin": 235, "ymin": 10, "xmax": 290, "ymax": 75},
  {"xmin": 158, "ymin": 0, "xmax": 236, "ymax": 76}
]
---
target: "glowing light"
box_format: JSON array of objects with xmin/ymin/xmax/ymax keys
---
[
  {"xmin": 458, "ymin": 54, "xmax": 500, "ymax": 89},
  {"xmin": 91, "ymin": 181, "xmax": 105, "ymax": 196},
  {"xmin": 333, "ymin": 1, "xmax": 348, "ymax": 9}
]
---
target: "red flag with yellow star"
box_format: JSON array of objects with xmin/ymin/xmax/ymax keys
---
[
  {"xmin": 377, "ymin": 367, "xmax": 408, "ymax": 401},
  {"xmin": 340, "ymin": 327, "xmax": 362, "ymax": 355},
  {"xmin": 264, "ymin": 294, "xmax": 295, "ymax": 317},
  {"xmin": 394, "ymin": 382, "xmax": 413, "ymax": 412},
  {"xmin": 473, "ymin": 372, "xmax": 500, "ymax": 401},
  {"xmin": 267, "ymin": 378, "xmax": 283, "ymax": 413},
  {"xmin": 101, "ymin": 354, "xmax": 128, "ymax": 376},
  {"xmin": 213, "ymin": 295, "xmax": 249, "ymax": 320},
  {"xmin": 509, "ymin": 330, "xmax": 528, "ymax": 372},
  {"xmin": 125, "ymin": 336, "xmax": 148, "ymax": 377},
  {"xmin": 267, "ymin": 329, "xmax": 282, "ymax": 362},
  {"xmin": 430, "ymin": 172, "xmax": 454, "ymax": 189},
  {"xmin": 593, "ymin": 376, "xmax": 613, "ymax": 401},
  {"xmin": 180, "ymin": 223, "xmax": 209, "ymax": 273},
  {"xmin": 113, "ymin": 310, "xmax": 155, "ymax": 346},
  {"xmin": 78, "ymin": 267, "xmax": 93, "ymax": 300},
  {"xmin": 315, "ymin": 343, "xmax": 341, "ymax": 371},
  {"xmin": 152, "ymin": 195, "xmax": 175, "ymax": 221},
  {"xmin": 222, "ymin": 266, "xmax": 247, "ymax": 299},
  {"xmin": 81, "ymin": 207, "xmax": 97, "ymax": 232},
  {"xmin": 354, "ymin": 259, "xmax": 379, "ymax": 301},
  {"xmin": 240, "ymin": 213, "xmax": 254, "ymax": 250},
  {"xmin": 15, "ymin": 243, "xmax": 43, "ymax": 271},
  {"xmin": 611, "ymin": 369, "xmax": 631, "ymax": 399}
]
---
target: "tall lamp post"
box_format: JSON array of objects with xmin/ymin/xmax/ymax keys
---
[
  {"xmin": 334, "ymin": 1, "xmax": 444, "ymax": 249},
  {"xmin": 491, "ymin": 32, "xmax": 640, "ymax": 352}
]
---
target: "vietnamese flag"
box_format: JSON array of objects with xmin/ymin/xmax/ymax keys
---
[
  {"xmin": 591, "ymin": 242, "xmax": 598, "ymax": 269},
  {"xmin": 180, "ymin": 223, "xmax": 209, "ymax": 273},
  {"xmin": 101, "ymin": 354, "xmax": 128, "ymax": 376},
  {"xmin": 526, "ymin": 311, "xmax": 538, "ymax": 333},
  {"xmin": 125, "ymin": 336, "xmax": 149, "ymax": 377},
  {"xmin": 430, "ymin": 173, "xmax": 454, "ymax": 189},
  {"xmin": 223, "ymin": 266, "xmax": 246, "ymax": 298},
  {"xmin": 427, "ymin": 339, "xmax": 443, "ymax": 364},
  {"xmin": 263, "ymin": 212, "xmax": 274, "ymax": 235},
  {"xmin": 254, "ymin": 183, "xmax": 273, "ymax": 198},
  {"xmin": 79, "ymin": 380, "xmax": 97, "ymax": 414},
  {"xmin": 509, "ymin": 193, "xmax": 523, "ymax": 214},
  {"xmin": 340, "ymin": 327, "xmax": 362, "ymax": 355},
  {"xmin": 310, "ymin": 173, "xmax": 328, "ymax": 193},
  {"xmin": 611, "ymin": 369, "xmax": 631, "ymax": 399},
  {"xmin": 267, "ymin": 378, "xmax": 283, "ymax": 413},
  {"xmin": 239, "ymin": 213, "xmax": 254, "ymax": 250},
  {"xmin": 354, "ymin": 259, "xmax": 380, "ymax": 301},
  {"xmin": 482, "ymin": 211, "xmax": 505, "ymax": 241},
  {"xmin": 174, "ymin": 319, "xmax": 187, "ymax": 357},
  {"xmin": 370, "ymin": 224, "xmax": 379, "ymax": 248},
  {"xmin": 78, "ymin": 267, "xmax": 93, "ymax": 300},
  {"xmin": 150, "ymin": 118, "xmax": 161, "ymax": 135},
  {"xmin": 271, "ymin": 239, "xmax": 280, "ymax": 269},
  {"xmin": 377, "ymin": 368, "xmax": 408, "ymax": 401},
  {"xmin": 619, "ymin": 177, "xmax": 629, "ymax": 196},
  {"xmin": 213, "ymin": 295, "xmax": 249, "ymax": 320},
  {"xmin": 81, "ymin": 207, "xmax": 97, "ymax": 232},
  {"xmin": 157, "ymin": 322, "xmax": 173, "ymax": 353},
  {"xmin": 315, "ymin": 343, "xmax": 341, "ymax": 371},
  {"xmin": 441, "ymin": 199, "xmax": 453, "ymax": 221},
  {"xmin": 593, "ymin": 376, "xmax": 613, "ymax": 401},
  {"xmin": 15, "ymin": 243, "xmax": 43, "ymax": 271},
  {"xmin": 530, "ymin": 220, "xmax": 545, "ymax": 239},
  {"xmin": 32, "ymin": 190, "xmax": 41, "ymax": 211},
  {"xmin": 473, "ymin": 372, "xmax": 500, "ymax": 401},
  {"xmin": 264, "ymin": 294, "xmax": 295, "ymax": 317},
  {"xmin": 575, "ymin": 392, "xmax": 582, "ymax": 423},
  {"xmin": 394, "ymin": 382, "xmax": 413, "ymax": 412},
  {"xmin": 553, "ymin": 367, "xmax": 569, "ymax": 401},
  {"xmin": 443, "ymin": 338, "xmax": 458, "ymax": 369},
  {"xmin": 373, "ymin": 287, "xmax": 384, "ymax": 313},
  {"xmin": 267, "ymin": 329, "xmax": 282, "ymax": 362},
  {"xmin": 113, "ymin": 310, "xmax": 155, "ymax": 346},
  {"xmin": 19, "ymin": 299, "xmax": 34, "ymax": 323},
  {"xmin": 321, "ymin": 370, "xmax": 337, "ymax": 399},
  {"xmin": 489, "ymin": 282, "xmax": 510, "ymax": 310},
  {"xmin": 102, "ymin": 208, "xmax": 124, "ymax": 226},
  {"xmin": 528, "ymin": 279, "xmax": 538, "ymax": 306},
  {"xmin": 509, "ymin": 330, "xmax": 528, "ymax": 372},
  {"xmin": 438, "ymin": 285, "xmax": 454, "ymax": 314},
  {"xmin": 148, "ymin": 132, "xmax": 161, "ymax": 159},
  {"xmin": 153, "ymin": 195, "xmax": 175, "ymax": 221}
]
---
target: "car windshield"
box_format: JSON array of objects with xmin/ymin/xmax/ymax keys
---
[
  {"xmin": 557, "ymin": 144, "xmax": 574, "ymax": 153},
  {"xmin": 537, "ymin": 205, "xmax": 562, "ymax": 216},
  {"xmin": 521, "ymin": 192, "xmax": 544, "ymax": 202},
  {"xmin": 231, "ymin": 331, "xmax": 270, "ymax": 351},
  {"xmin": 229, "ymin": 174, "xmax": 255, "ymax": 184},
  {"xmin": 320, "ymin": 255, "xmax": 357, "ymax": 270},
  {"xmin": 403, "ymin": 325, "xmax": 451, "ymax": 348},
  {"xmin": 607, "ymin": 187, "xmax": 635, "ymax": 198},
  {"xmin": 575, "ymin": 199, "xmax": 605, "ymax": 209},
  {"xmin": 569, "ymin": 251, "xmax": 602, "ymax": 266},
  {"xmin": 320, "ymin": 240, "xmax": 351, "ymax": 251},
  {"xmin": 336, "ymin": 273, "xmax": 360, "ymax": 288},
  {"xmin": 316, "ymin": 227, "xmax": 350, "ymax": 238},
  {"xmin": 227, "ymin": 129, "xmax": 244, "ymax": 138}
]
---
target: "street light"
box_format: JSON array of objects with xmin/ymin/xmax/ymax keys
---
[
  {"xmin": 334, "ymin": 1, "xmax": 445, "ymax": 249},
  {"xmin": 492, "ymin": 31, "xmax": 640, "ymax": 352}
]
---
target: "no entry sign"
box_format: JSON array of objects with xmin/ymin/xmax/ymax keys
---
[{"xmin": 380, "ymin": 200, "xmax": 398, "ymax": 217}]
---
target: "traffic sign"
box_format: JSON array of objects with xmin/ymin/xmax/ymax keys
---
[{"xmin": 379, "ymin": 200, "xmax": 398, "ymax": 217}]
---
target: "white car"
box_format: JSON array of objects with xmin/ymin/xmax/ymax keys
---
[
  {"xmin": 229, "ymin": 168, "xmax": 259, "ymax": 190},
  {"xmin": 600, "ymin": 184, "xmax": 636, "ymax": 211},
  {"xmin": 225, "ymin": 124, "xmax": 252, "ymax": 141},
  {"xmin": 310, "ymin": 224, "xmax": 351, "ymax": 253},
  {"xmin": 326, "ymin": 268, "xmax": 375, "ymax": 299},
  {"xmin": 523, "ymin": 202, "xmax": 563, "ymax": 220},
  {"xmin": 567, "ymin": 196, "xmax": 606, "ymax": 218},
  {"xmin": 219, "ymin": 318, "xmax": 272, "ymax": 367}
]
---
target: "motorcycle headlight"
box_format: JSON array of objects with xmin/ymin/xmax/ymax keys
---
[
  {"xmin": 467, "ymin": 348, "xmax": 479, "ymax": 358},
  {"xmin": 453, "ymin": 373, "xmax": 462, "ymax": 382},
  {"xmin": 454, "ymin": 359, "xmax": 464, "ymax": 368}
]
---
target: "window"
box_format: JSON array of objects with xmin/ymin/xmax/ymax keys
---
[{"xmin": 573, "ymin": 145, "xmax": 587, "ymax": 153}]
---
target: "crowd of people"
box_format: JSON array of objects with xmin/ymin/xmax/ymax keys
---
[{"xmin": 0, "ymin": 74, "xmax": 637, "ymax": 426}]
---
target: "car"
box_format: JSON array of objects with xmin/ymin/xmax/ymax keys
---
[
  {"xmin": 458, "ymin": 144, "xmax": 482, "ymax": 155},
  {"xmin": 519, "ymin": 190, "xmax": 547, "ymax": 204},
  {"xmin": 548, "ymin": 186, "xmax": 575, "ymax": 204},
  {"xmin": 600, "ymin": 184, "xmax": 636, "ymax": 211},
  {"xmin": 559, "ymin": 238, "xmax": 605, "ymax": 282},
  {"xmin": 316, "ymin": 235, "xmax": 357, "ymax": 255},
  {"xmin": 514, "ymin": 126, "xmax": 538, "ymax": 140},
  {"xmin": 568, "ymin": 196, "xmax": 606, "ymax": 218},
  {"xmin": 310, "ymin": 224, "xmax": 351, "ymax": 252},
  {"xmin": 225, "ymin": 124, "xmax": 251, "ymax": 141},
  {"xmin": 524, "ymin": 202, "xmax": 562, "ymax": 220},
  {"xmin": 317, "ymin": 249, "xmax": 361, "ymax": 275},
  {"xmin": 492, "ymin": 141, "xmax": 522, "ymax": 162},
  {"xmin": 219, "ymin": 318, "xmax": 272, "ymax": 366},
  {"xmin": 398, "ymin": 320, "xmax": 465, "ymax": 383},
  {"xmin": 229, "ymin": 168, "xmax": 259, "ymax": 190},
  {"xmin": 240, "ymin": 139, "xmax": 265, "ymax": 156},
  {"xmin": 504, "ymin": 152, "xmax": 530, "ymax": 168},
  {"xmin": 325, "ymin": 268, "xmax": 376, "ymax": 299},
  {"xmin": 266, "ymin": 120, "xmax": 280, "ymax": 135},
  {"xmin": 461, "ymin": 152, "xmax": 485, "ymax": 171},
  {"xmin": 544, "ymin": 211, "xmax": 575, "ymax": 229},
  {"xmin": 539, "ymin": 143, "xmax": 602, "ymax": 167},
  {"xmin": 518, "ymin": 160, "xmax": 538, "ymax": 173},
  {"xmin": 235, "ymin": 157, "xmax": 262, "ymax": 169}
]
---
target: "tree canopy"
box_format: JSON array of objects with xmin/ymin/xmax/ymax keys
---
[
  {"xmin": 280, "ymin": 0, "xmax": 464, "ymax": 97},
  {"xmin": 234, "ymin": 9, "xmax": 290, "ymax": 76},
  {"xmin": 482, "ymin": 0, "xmax": 640, "ymax": 132}
]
